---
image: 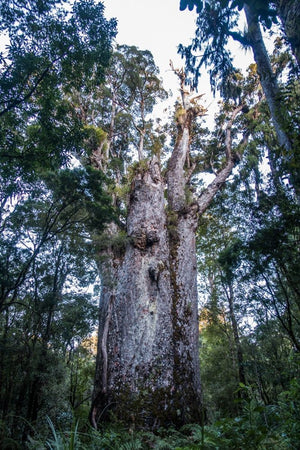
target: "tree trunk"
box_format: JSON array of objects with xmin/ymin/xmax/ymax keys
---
[
  {"xmin": 90, "ymin": 95, "xmax": 243, "ymax": 430},
  {"xmin": 244, "ymin": 4, "xmax": 292, "ymax": 153},
  {"xmin": 275, "ymin": 0, "xmax": 300, "ymax": 67},
  {"xmin": 225, "ymin": 284, "xmax": 246, "ymax": 387},
  {"xmin": 91, "ymin": 157, "xmax": 195, "ymax": 429}
]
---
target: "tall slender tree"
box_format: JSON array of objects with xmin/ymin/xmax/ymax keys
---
[
  {"xmin": 0, "ymin": 0, "xmax": 116, "ymax": 440},
  {"xmin": 179, "ymin": 0, "xmax": 299, "ymax": 195}
]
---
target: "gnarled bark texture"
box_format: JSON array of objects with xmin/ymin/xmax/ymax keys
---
[
  {"xmin": 91, "ymin": 153, "xmax": 201, "ymax": 429},
  {"xmin": 90, "ymin": 94, "xmax": 241, "ymax": 430}
]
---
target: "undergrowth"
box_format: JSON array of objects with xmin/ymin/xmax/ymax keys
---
[{"xmin": 3, "ymin": 379, "xmax": 299, "ymax": 449}]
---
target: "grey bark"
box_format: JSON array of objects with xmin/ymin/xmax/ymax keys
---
[
  {"xmin": 275, "ymin": 0, "xmax": 300, "ymax": 66},
  {"xmin": 91, "ymin": 158, "xmax": 178, "ymax": 429},
  {"xmin": 90, "ymin": 93, "xmax": 243, "ymax": 430},
  {"xmin": 244, "ymin": 4, "xmax": 292, "ymax": 153}
]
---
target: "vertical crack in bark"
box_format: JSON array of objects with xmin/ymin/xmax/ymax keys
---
[
  {"xmin": 166, "ymin": 81, "xmax": 204, "ymax": 423},
  {"xmin": 101, "ymin": 294, "xmax": 114, "ymax": 394}
]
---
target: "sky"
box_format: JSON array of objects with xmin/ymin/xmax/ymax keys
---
[
  {"xmin": 102, "ymin": 0, "xmax": 252, "ymax": 126},
  {"xmin": 103, "ymin": 0, "xmax": 212, "ymax": 116},
  {"xmin": 103, "ymin": 0, "xmax": 197, "ymax": 91}
]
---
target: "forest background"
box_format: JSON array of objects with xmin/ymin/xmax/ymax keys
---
[{"xmin": 0, "ymin": 0, "xmax": 299, "ymax": 448}]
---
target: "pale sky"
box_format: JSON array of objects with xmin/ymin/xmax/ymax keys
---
[
  {"xmin": 103, "ymin": 1, "xmax": 200, "ymax": 101},
  {"xmin": 103, "ymin": 0, "xmax": 252, "ymax": 125},
  {"xmin": 104, "ymin": 0, "xmax": 197, "ymax": 85}
]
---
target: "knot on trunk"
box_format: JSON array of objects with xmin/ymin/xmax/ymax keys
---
[
  {"xmin": 178, "ymin": 201, "xmax": 199, "ymax": 218},
  {"xmin": 131, "ymin": 229, "xmax": 147, "ymax": 249},
  {"xmin": 130, "ymin": 228, "xmax": 160, "ymax": 250},
  {"xmin": 148, "ymin": 260, "xmax": 165, "ymax": 283},
  {"xmin": 148, "ymin": 157, "xmax": 161, "ymax": 183},
  {"xmin": 146, "ymin": 230, "xmax": 160, "ymax": 246}
]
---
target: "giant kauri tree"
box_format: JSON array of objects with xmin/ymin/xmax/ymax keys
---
[{"xmin": 86, "ymin": 48, "xmax": 247, "ymax": 428}]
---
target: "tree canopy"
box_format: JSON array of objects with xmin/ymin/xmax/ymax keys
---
[{"xmin": 0, "ymin": 0, "xmax": 299, "ymax": 447}]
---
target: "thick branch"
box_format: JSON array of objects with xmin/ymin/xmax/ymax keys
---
[
  {"xmin": 167, "ymin": 127, "xmax": 190, "ymax": 211},
  {"xmin": 229, "ymin": 31, "xmax": 250, "ymax": 47},
  {"xmin": 198, "ymin": 104, "xmax": 244, "ymax": 215}
]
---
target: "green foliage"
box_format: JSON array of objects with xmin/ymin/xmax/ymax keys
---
[
  {"xmin": 195, "ymin": 48, "xmax": 299, "ymax": 427},
  {"xmin": 45, "ymin": 167, "xmax": 115, "ymax": 231},
  {"xmin": 218, "ymin": 238, "xmax": 243, "ymax": 283},
  {"xmin": 0, "ymin": 0, "xmax": 116, "ymax": 104},
  {"xmin": 0, "ymin": 0, "xmax": 117, "ymax": 180},
  {"xmin": 127, "ymin": 159, "xmax": 150, "ymax": 182},
  {"xmin": 277, "ymin": 377, "xmax": 300, "ymax": 445},
  {"xmin": 179, "ymin": 1, "xmax": 239, "ymax": 94},
  {"xmin": 83, "ymin": 125, "xmax": 108, "ymax": 156},
  {"xmin": 93, "ymin": 231, "xmax": 131, "ymax": 261},
  {"xmin": 67, "ymin": 44, "xmax": 168, "ymax": 172},
  {"xmin": 179, "ymin": 1, "xmax": 278, "ymax": 29},
  {"xmin": 178, "ymin": 0, "xmax": 295, "ymax": 98},
  {"xmin": 0, "ymin": 166, "xmax": 111, "ymax": 441},
  {"xmin": 24, "ymin": 390, "xmax": 300, "ymax": 449},
  {"xmin": 44, "ymin": 417, "xmax": 82, "ymax": 450},
  {"xmin": 199, "ymin": 314, "xmax": 241, "ymax": 420}
]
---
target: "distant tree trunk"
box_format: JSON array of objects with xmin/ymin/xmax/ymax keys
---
[
  {"xmin": 275, "ymin": 0, "xmax": 300, "ymax": 66},
  {"xmin": 90, "ymin": 90, "xmax": 243, "ymax": 430},
  {"xmin": 225, "ymin": 284, "xmax": 246, "ymax": 387},
  {"xmin": 244, "ymin": 4, "xmax": 292, "ymax": 153}
]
